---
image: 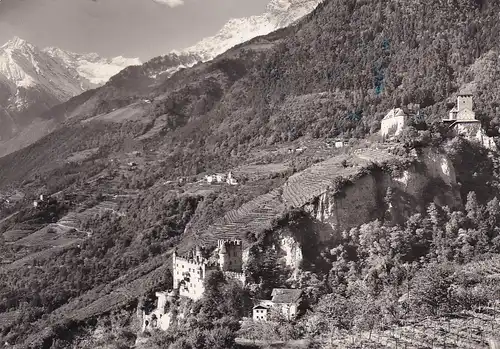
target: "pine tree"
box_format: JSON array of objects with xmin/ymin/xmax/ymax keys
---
[{"xmin": 465, "ymin": 191, "xmax": 482, "ymax": 224}]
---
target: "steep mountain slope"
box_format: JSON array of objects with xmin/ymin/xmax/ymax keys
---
[
  {"xmin": 0, "ymin": 0, "xmax": 320, "ymax": 158},
  {"xmin": 0, "ymin": 37, "xmax": 140, "ymax": 145}
]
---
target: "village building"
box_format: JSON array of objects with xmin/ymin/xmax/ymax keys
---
[
  {"xmin": 226, "ymin": 171, "xmax": 238, "ymax": 186},
  {"xmin": 215, "ymin": 173, "xmax": 227, "ymax": 183},
  {"xmin": 204, "ymin": 174, "xmax": 215, "ymax": 183},
  {"xmin": 442, "ymin": 91, "xmax": 497, "ymax": 150},
  {"xmin": 205, "ymin": 172, "xmax": 238, "ymax": 185},
  {"xmin": 252, "ymin": 300, "xmax": 273, "ymax": 321},
  {"xmin": 252, "ymin": 288, "xmax": 303, "ymax": 321},
  {"xmin": 335, "ymin": 140, "xmax": 345, "ymax": 148},
  {"xmin": 33, "ymin": 194, "xmax": 46, "ymax": 208}
]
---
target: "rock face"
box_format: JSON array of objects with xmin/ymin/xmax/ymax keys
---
[
  {"xmin": 278, "ymin": 232, "xmax": 304, "ymax": 271},
  {"xmin": 303, "ymin": 148, "xmax": 462, "ymax": 237},
  {"xmin": 453, "ymin": 123, "xmax": 498, "ymax": 151}
]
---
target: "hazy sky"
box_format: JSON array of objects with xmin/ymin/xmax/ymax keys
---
[{"xmin": 0, "ymin": 0, "xmax": 270, "ymax": 60}]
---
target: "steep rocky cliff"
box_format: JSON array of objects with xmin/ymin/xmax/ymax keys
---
[
  {"xmin": 303, "ymin": 148, "xmax": 461, "ymax": 238},
  {"xmin": 255, "ymin": 147, "xmax": 463, "ymax": 275}
]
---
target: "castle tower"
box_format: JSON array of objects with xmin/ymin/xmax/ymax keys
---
[
  {"xmin": 457, "ymin": 91, "xmax": 473, "ymax": 112},
  {"xmin": 195, "ymin": 245, "xmax": 203, "ymax": 262},
  {"xmin": 218, "ymin": 240, "xmax": 229, "ymax": 270},
  {"xmin": 156, "ymin": 292, "xmax": 168, "ymax": 314},
  {"xmin": 218, "ymin": 239, "xmax": 243, "ymax": 272}
]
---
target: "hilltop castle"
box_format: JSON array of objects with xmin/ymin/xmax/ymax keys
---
[
  {"xmin": 380, "ymin": 104, "xmax": 421, "ymax": 139},
  {"xmin": 142, "ymin": 239, "xmax": 245, "ymax": 332},
  {"xmin": 443, "ymin": 91, "xmax": 497, "ymax": 150},
  {"xmin": 172, "ymin": 239, "xmax": 245, "ymax": 300}
]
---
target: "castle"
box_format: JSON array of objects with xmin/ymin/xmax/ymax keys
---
[
  {"xmin": 443, "ymin": 91, "xmax": 497, "ymax": 150},
  {"xmin": 142, "ymin": 239, "xmax": 245, "ymax": 332},
  {"xmin": 173, "ymin": 239, "xmax": 245, "ymax": 300}
]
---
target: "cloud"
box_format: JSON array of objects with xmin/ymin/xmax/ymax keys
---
[{"xmin": 151, "ymin": 0, "xmax": 185, "ymax": 7}]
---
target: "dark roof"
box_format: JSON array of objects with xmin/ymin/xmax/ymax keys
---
[
  {"xmin": 253, "ymin": 305, "xmax": 270, "ymax": 310},
  {"xmin": 271, "ymin": 288, "xmax": 302, "ymax": 304}
]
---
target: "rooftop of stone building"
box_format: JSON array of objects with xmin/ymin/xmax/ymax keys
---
[{"xmin": 271, "ymin": 288, "xmax": 303, "ymax": 304}]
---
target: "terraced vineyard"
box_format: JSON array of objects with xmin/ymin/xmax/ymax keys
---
[
  {"xmin": 179, "ymin": 148, "xmax": 405, "ymax": 253},
  {"xmin": 57, "ymin": 200, "xmax": 120, "ymax": 232},
  {"xmin": 179, "ymin": 189, "xmax": 285, "ymax": 253}
]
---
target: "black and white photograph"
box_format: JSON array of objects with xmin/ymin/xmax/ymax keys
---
[{"xmin": 1, "ymin": 0, "xmax": 500, "ymax": 348}]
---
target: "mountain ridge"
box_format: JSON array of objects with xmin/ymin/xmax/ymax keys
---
[
  {"xmin": 0, "ymin": 0, "xmax": 321, "ymax": 157},
  {"xmin": 0, "ymin": 37, "xmax": 140, "ymax": 143},
  {"xmin": 2, "ymin": 0, "xmax": 500, "ymax": 347}
]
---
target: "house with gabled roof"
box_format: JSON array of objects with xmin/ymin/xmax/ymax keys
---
[
  {"xmin": 252, "ymin": 288, "xmax": 303, "ymax": 321},
  {"xmin": 380, "ymin": 108, "xmax": 408, "ymax": 139}
]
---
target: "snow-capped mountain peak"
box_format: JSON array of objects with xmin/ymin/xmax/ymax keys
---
[
  {"xmin": 0, "ymin": 37, "xmax": 141, "ymax": 143},
  {"xmin": 181, "ymin": 0, "xmax": 322, "ymax": 61},
  {"xmin": 44, "ymin": 47, "xmax": 141, "ymax": 86},
  {"xmin": 0, "ymin": 37, "xmax": 141, "ymax": 111},
  {"xmin": 1, "ymin": 36, "xmax": 32, "ymax": 51}
]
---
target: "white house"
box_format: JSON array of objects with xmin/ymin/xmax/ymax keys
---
[
  {"xmin": 215, "ymin": 173, "xmax": 227, "ymax": 183},
  {"xmin": 252, "ymin": 300, "xmax": 273, "ymax": 321},
  {"xmin": 204, "ymin": 174, "xmax": 215, "ymax": 184},
  {"xmin": 380, "ymin": 108, "xmax": 408, "ymax": 139}
]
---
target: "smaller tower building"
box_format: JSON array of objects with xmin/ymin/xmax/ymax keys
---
[{"xmin": 218, "ymin": 239, "xmax": 243, "ymax": 272}]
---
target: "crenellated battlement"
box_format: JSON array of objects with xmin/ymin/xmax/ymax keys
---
[
  {"xmin": 175, "ymin": 255, "xmax": 211, "ymax": 267},
  {"xmin": 172, "ymin": 240, "xmax": 245, "ymax": 301},
  {"xmin": 217, "ymin": 239, "xmax": 243, "ymax": 272},
  {"xmin": 223, "ymin": 271, "xmax": 246, "ymax": 284},
  {"xmin": 217, "ymin": 239, "xmax": 242, "ymax": 249}
]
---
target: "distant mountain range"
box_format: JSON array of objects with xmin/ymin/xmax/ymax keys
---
[
  {"xmin": 180, "ymin": 0, "xmax": 321, "ymax": 61},
  {"xmin": 0, "ymin": 37, "xmax": 140, "ymax": 141},
  {"xmin": 0, "ymin": 0, "xmax": 321, "ymax": 156}
]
